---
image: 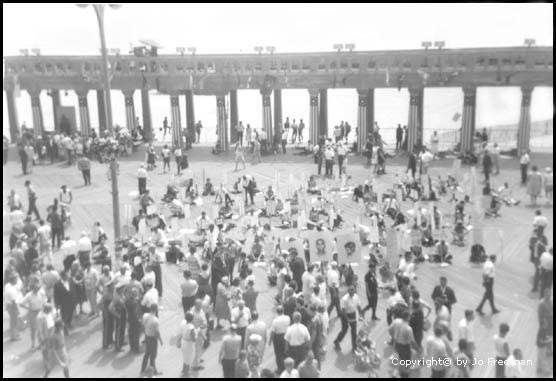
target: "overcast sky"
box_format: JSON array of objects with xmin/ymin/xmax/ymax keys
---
[{"xmin": 3, "ymin": 3, "xmax": 553, "ymax": 56}]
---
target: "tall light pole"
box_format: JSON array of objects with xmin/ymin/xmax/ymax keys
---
[{"xmin": 78, "ymin": 3, "xmax": 122, "ymax": 241}]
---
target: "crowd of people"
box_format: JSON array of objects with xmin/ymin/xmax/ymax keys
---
[{"xmin": 3, "ymin": 117, "xmax": 553, "ymax": 380}]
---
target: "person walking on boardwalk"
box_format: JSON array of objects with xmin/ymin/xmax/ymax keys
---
[
  {"xmin": 234, "ymin": 142, "xmax": 246, "ymax": 171},
  {"xmin": 476, "ymin": 255, "xmax": 501, "ymax": 315}
]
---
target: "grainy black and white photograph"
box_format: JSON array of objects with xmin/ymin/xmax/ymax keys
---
[{"xmin": 2, "ymin": 3, "xmax": 553, "ymax": 378}]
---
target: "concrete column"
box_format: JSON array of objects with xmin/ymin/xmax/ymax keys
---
[
  {"xmin": 141, "ymin": 89, "xmax": 153, "ymax": 142},
  {"xmin": 28, "ymin": 89, "xmax": 44, "ymax": 137},
  {"xmin": 309, "ymin": 89, "xmax": 319, "ymax": 145},
  {"xmin": 517, "ymin": 86, "xmax": 534, "ymax": 157},
  {"xmin": 216, "ymin": 95, "xmax": 228, "ymax": 151},
  {"xmin": 357, "ymin": 89, "xmax": 369, "ymax": 153},
  {"xmin": 261, "ymin": 88, "xmax": 273, "ymax": 144},
  {"xmin": 170, "ymin": 94, "xmax": 183, "ymax": 148},
  {"xmin": 76, "ymin": 90, "xmax": 91, "ymax": 137},
  {"xmin": 96, "ymin": 89, "xmax": 107, "ymax": 134},
  {"xmin": 229, "ymin": 90, "xmax": 238, "ymax": 144},
  {"xmin": 50, "ymin": 89, "xmax": 61, "ymax": 131},
  {"xmin": 407, "ymin": 87, "xmax": 423, "ymax": 152},
  {"xmin": 460, "ymin": 86, "xmax": 477, "ymax": 154},
  {"xmin": 417, "ymin": 87, "xmax": 424, "ymax": 146},
  {"xmin": 123, "ymin": 90, "xmax": 136, "ymax": 133},
  {"xmin": 319, "ymin": 89, "xmax": 328, "ymax": 138},
  {"xmin": 273, "ymin": 88, "xmax": 282, "ymax": 139},
  {"xmin": 5, "ymin": 88, "xmax": 19, "ymax": 142},
  {"xmin": 366, "ymin": 89, "xmax": 375, "ymax": 147},
  {"xmin": 185, "ymin": 90, "xmax": 196, "ymax": 146}
]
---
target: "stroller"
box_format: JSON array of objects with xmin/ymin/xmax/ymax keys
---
[{"xmin": 354, "ymin": 320, "xmax": 381, "ymax": 377}]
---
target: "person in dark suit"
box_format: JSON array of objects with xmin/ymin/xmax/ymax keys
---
[
  {"xmin": 53, "ymin": 271, "xmax": 75, "ymax": 333},
  {"xmin": 362, "ymin": 264, "xmax": 379, "ymax": 320},
  {"xmin": 483, "ymin": 149, "xmax": 493, "ymax": 183},
  {"xmin": 431, "ymin": 276, "xmax": 457, "ymax": 313},
  {"xmin": 289, "ymin": 250, "xmax": 305, "ymax": 292}
]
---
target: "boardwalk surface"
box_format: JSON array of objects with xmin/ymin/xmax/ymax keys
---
[{"xmin": 3, "ymin": 147, "xmax": 553, "ymax": 378}]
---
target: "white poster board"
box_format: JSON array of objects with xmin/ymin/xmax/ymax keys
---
[{"xmin": 336, "ymin": 233, "xmax": 362, "ymax": 264}]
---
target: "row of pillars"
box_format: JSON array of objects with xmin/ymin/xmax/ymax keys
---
[{"xmin": 4, "ymin": 86, "xmax": 536, "ymax": 156}]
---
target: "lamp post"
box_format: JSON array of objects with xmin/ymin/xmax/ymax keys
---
[
  {"xmin": 434, "ymin": 40, "xmax": 445, "ymax": 77},
  {"xmin": 78, "ymin": 3, "xmax": 122, "ymax": 241}
]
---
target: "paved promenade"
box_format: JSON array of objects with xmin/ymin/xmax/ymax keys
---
[{"xmin": 3, "ymin": 147, "xmax": 552, "ymax": 378}]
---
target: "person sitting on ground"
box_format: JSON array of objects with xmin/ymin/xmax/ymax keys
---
[
  {"xmin": 452, "ymin": 217, "xmax": 467, "ymax": 247},
  {"xmin": 231, "ymin": 178, "xmax": 242, "ymax": 194},
  {"xmin": 162, "ymin": 184, "xmax": 179, "ymax": 203},
  {"xmin": 264, "ymin": 185, "xmax": 275, "ymax": 201},
  {"xmin": 202, "ymin": 178, "xmax": 215, "ymax": 197},
  {"xmin": 307, "ymin": 176, "xmax": 320, "ymax": 195},
  {"xmin": 497, "ymin": 182, "xmax": 520, "ymax": 206},
  {"xmin": 431, "ymin": 239, "xmax": 452, "ymax": 265},
  {"xmin": 353, "ymin": 185, "xmax": 364, "ymax": 202},
  {"xmin": 165, "ymin": 240, "xmax": 184, "ymax": 264}
]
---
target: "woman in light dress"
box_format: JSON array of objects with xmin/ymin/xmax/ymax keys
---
[
  {"xmin": 178, "ymin": 312, "xmax": 197, "ymax": 377},
  {"xmin": 214, "ymin": 276, "xmax": 231, "ymax": 328},
  {"xmin": 527, "ymin": 165, "xmax": 543, "ymax": 206}
]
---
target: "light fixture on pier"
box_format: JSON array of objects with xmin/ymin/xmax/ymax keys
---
[
  {"xmin": 333, "ymin": 43, "xmax": 344, "ymax": 52},
  {"xmin": 421, "ymin": 41, "xmax": 432, "ymax": 50},
  {"xmin": 266, "ymin": 46, "xmax": 276, "ymax": 55},
  {"xmin": 344, "ymin": 43, "xmax": 355, "ymax": 53},
  {"xmin": 176, "ymin": 47, "xmax": 186, "ymax": 56},
  {"xmin": 524, "ymin": 38, "xmax": 536, "ymax": 47},
  {"xmin": 187, "ymin": 47, "xmax": 197, "ymax": 56},
  {"xmin": 434, "ymin": 41, "xmax": 445, "ymax": 50},
  {"xmin": 20, "ymin": 49, "xmax": 29, "ymax": 56},
  {"xmin": 31, "ymin": 48, "xmax": 41, "ymax": 56},
  {"xmin": 254, "ymin": 46, "xmax": 264, "ymax": 55}
]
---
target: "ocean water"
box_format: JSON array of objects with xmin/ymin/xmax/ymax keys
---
[{"xmin": 3, "ymin": 86, "xmax": 553, "ymax": 146}]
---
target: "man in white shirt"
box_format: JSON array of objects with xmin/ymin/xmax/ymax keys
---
[
  {"xmin": 37, "ymin": 220, "xmax": 52, "ymax": 262},
  {"xmin": 476, "ymin": 255, "xmax": 500, "ymax": 315},
  {"xmin": 284, "ymin": 312, "xmax": 310, "ymax": 367},
  {"xmin": 421, "ymin": 149, "xmax": 434, "ymax": 175},
  {"xmin": 301, "ymin": 264, "xmax": 316, "ymax": 302},
  {"xmin": 270, "ymin": 306, "xmax": 291, "ymax": 373},
  {"xmin": 231, "ymin": 300, "xmax": 251, "ymax": 346},
  {"xmin": 137, "ymin": 164, "xmax": 148, "ymax": 195},
  {"xmin": 326, "ymin": 261, "xmax": 341, "ymax": 317},
  {"xmin": 77, "ymin": 231, "xmax": 93, "ymax": 267},
  {"xmin": 458, "ymin": 309, "xmax": 475, "ymax": 362},
  {"xmin": 533, "ymin": 210, "xmax": 548, "ymax": 234},
  {"xmin": 539, "ymin": 248, "xmax": 553, "ymax": 298},
  {"xmin": 336, "ymin": 142, "xmax": 347, "ymax": 176},
  {"xmin": 333, "ymin": 286, "xmax": 363, "ymax": 352},
  {"xmin": 141, "ymin": 281, "xmax": 159, "ymax": 312},
  {"xmin": 5, "ymin": 276, "xmax": 22, "ymax": 341}
]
